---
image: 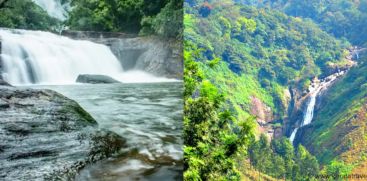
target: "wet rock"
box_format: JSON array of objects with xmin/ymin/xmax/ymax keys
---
[
  {"xmin": 62, "ymin": 32, "xmax": 183, "ymax": 79},
  {"xmin": 0, "ymin": 86, "xmax": 125, "ymax": 180},
  {"xmin": 0, "ymin": 99, "xmax": 9, "ymax": 108},
  {"xmin": 76, "ymin": 74, "xmax": 121, "ymax": 84}
]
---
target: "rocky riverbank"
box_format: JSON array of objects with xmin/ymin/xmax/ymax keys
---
[{"xmin": 0, "ymin": 81, "xmax": 125, "ymax": 180}]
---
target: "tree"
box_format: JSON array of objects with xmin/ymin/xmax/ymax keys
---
[
  {"xmin": 325, "ymin": 160, "xmax": 353, "ymax": 178},
  {"xmin": 0, "ymin": 0, "xmax": 9, "ymax": 9},
  {"xmin": 295, "ymin": 145, "xmax": 320, "ymax": 179},
  {"xmin": 0, "ymin": 0, "xmax": 58, "ymax": 30}
]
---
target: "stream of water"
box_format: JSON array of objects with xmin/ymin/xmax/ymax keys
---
[
  {"xmin": 289, "ymin": 72, "xmax": 345, "ymax": 143},
  {"xmin": 1, "ymin": 27, "xmax": 183, "ymax": 180},
  {"xmin": 32, "ymin": 82, "xmax": 183, "ymax": 180}
]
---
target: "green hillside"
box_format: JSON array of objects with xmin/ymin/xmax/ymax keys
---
[
  {"xmin": 234, "ymin": 0, "xmax": 367, "ymax": 176},
  {"xmin": 185, "ymin": 0, "xmax": 347, "ymax": 129},
  {"xmin": 300, "ymin": 53, "xmax": 367, "ymax": 174},
  {"xmin": 236, "ymin": 0, "xmax": 367, "ymax": 46},
  {"xmin": 183, "ymin": 0, "xmax": 354, "ymax": 180}
]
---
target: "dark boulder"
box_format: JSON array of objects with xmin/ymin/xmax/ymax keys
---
[
  {"xmin": 0, "ymin": 86, "xmax": 125, "ymax": 180},
  {"xmin": 76, "ymin": 74, "xmax": 121, "ymax": 84}
]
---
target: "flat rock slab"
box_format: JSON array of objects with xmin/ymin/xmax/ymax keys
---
[{"xmin": 0, "ymin": 86, "xmax": 125, "ymax": 180}]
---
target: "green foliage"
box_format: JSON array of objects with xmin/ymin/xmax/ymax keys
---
[
  {"xmin": 184, "ymin": 0, "xmax": 346, "ymax": 120},
  {"xmin": 236, "ymin": 17, "xmax": 256, "ymax": 33},
  {"xmin": 184, "ymin": 45, "xmax": 255, "ymax": 180},
  {"xmin": 68, "ymin": 0, "xmax": 143, "ymax": 32},
  {"xmin": 184, "ymin": 1, "xmax": 351, "ymax": 179},
  {"xmin": 68, "ymin": 0, "xmax": 182, "ymax": 38},
  {"xmin": 301, "ymin": 56, "xmax": 367, "ymax": 167},
  {"xmin": 325, "ymin": 160, "xmax": 353, "ymax": 178},
  {"xmin": 238, "ymin": 0, "xmax": 367, "ymax": 45},
  {"xmin": 141, "ymin": 0, "xmax": 183, "ymax": 38},
  {"xmin": 0, "ymin": 0, "xmax": 58, "ymax": 30},
  {"xmin": 248, "ymin": 136, "xmax": 320, "ymax": 180}
]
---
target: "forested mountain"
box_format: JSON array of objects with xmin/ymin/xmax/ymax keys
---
[
  {"xmin": 236, "ymin": 0, "xmax": 367, "ymax": 46},
  {"xmin": 184, "ymin": 0, "xmax": 367, "ymax": 180}
]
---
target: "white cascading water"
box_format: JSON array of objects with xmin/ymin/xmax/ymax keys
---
[
  {"xmin": 32, "ymin": 0, "xmax": 69, "ymax": 20},
  {"xmin": 289, "ymin": 87, "xmax": 321, "ymax": 143},
  {"xmin": 0, "ymin": 29, "xmax": 176, "ymax": 85},
  {"xmin": 0, "ymin": 29, "xmax": 125, "ymax": 85},
  {"xmin": 289, "ymin": 72, "xmax": 344, "ymax": 143}
]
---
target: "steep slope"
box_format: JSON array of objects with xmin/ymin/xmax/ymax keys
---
[
  {"xmin": 233, "ymin": 0, "xmax": 367, "ymax": 175},
  {"xmin": 236, "ymin": 0, "xmax": 367, "ymax": 46},
  {"xmin": 183, "ymin": 0, "xmax": 353, "ymax": 180},
  {"xmin": 185, "ymin": 0, "xmax": 348, "ymax": 136},
  {"xmin": 299, "ymin": 52, "xmax": 367, "ymax": 174}
]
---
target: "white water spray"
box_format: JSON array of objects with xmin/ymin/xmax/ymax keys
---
[{"xmin": 0, "ymin": 29, "xmax": 173, "ymax": 85}]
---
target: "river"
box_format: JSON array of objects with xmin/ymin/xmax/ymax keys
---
[{"xmin": 30, "ymin": 82, "xmax": 183, "ymax": 180}]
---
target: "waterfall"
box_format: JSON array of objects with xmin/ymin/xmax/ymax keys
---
[
  {"xmin": 289, "ymin": 86, "xmax": 321, "ymax": 143},
  {"xmin": 289, "ymin": 72, "xmax": 344, "ymax": 143},
  {"xmin": 0, "ymin": 29, "xmax": 177, "ymax": 85},
  {"xmin": 32, "ymin": 0, "xmax": 69, "ymax": 21},
  {"xmin": 0, "ymin": 29, "xmax": 124, "ymax": 85}
]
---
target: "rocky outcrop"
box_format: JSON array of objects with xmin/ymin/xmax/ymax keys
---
[
  {"xmin": 76, "ymin": 74, "xmax": 121, "ymax": 84},
  {"xmin": 96, "ymin": 37, "xmax": 182, "ymax": 79},
  {"xmin": 62, "ymin": 31, "xmax": 183, "ymax": 79},
  {"xmin": 0, "ymin": 84, "xmax": 125, "ymax": 180}
]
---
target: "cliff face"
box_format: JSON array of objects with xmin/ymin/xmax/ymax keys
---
[{"xmin": 62, "ymin": 31, "xmax": 183, "ymax": 79}]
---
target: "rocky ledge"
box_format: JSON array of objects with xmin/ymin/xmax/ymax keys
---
[
  {"xmin": 0, "ymin": 83, "xmax": 125, "ymax": 180},
  {"xmin": 76, "ymin": 74, "xmax": 121, "ymax": 84}
]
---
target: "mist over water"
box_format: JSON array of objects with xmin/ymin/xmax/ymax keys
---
[{"xmin": 0, "ymin": 29, "xmax": 173, "ymax": 85}]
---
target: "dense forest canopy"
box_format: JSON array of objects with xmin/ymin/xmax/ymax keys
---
[
  {"xmin": 0, "ymin": 0, "xmax": 59, "ymax": 30},
  {"xmin": 236, "ymin": 0, "xmax": 367, "ymax": 46},
  {"xmin": 183, "ymin": 0, "xmax": 350, "ymax": 180},
  {"xmin": 67, "ymin": 0, "xmax": 183, "ymax": 38},
  {"xmin": 183, "ymin": 0, "xmax": 366, "ymax": 180},
  {"xmin": 185, "ymin": 0, "xmax": 348, "ymax": 120},
  {"xmin": 0, "ymin": 0, "xmax": 183, "ymax": 39}
]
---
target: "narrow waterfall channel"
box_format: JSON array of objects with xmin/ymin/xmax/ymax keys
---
[{"xmin": 289, "ymin": 71, "xmax": 345, "ymax": 143}]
